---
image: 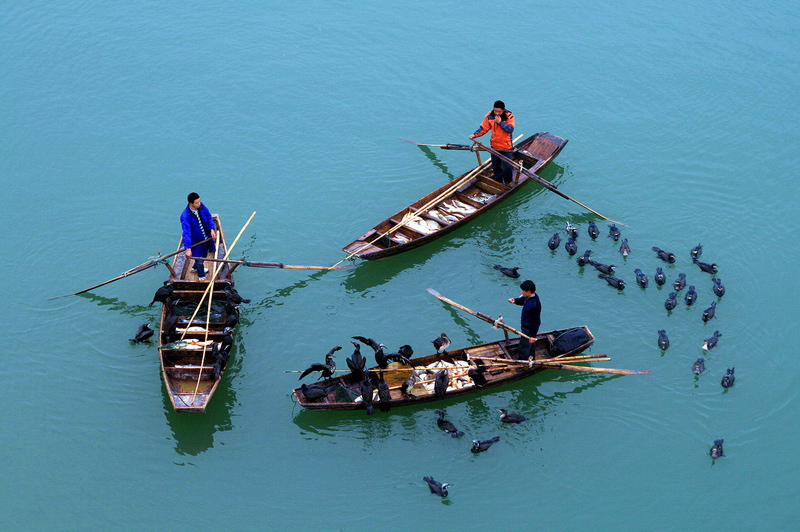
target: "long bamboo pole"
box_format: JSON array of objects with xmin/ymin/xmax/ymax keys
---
[
  {"xmin": 471, "ymin": 138, "xmax": 627, "ymax": 227},
  {"xmin": 426, "ymin": 288, "xmax": 533, "ymax": 340},
  {"xmin": 196, "ymin": 256, "xmax": 352, "ymax": 270},
  {"xmin": 190, "ymin": 230, "xmax": 223, "ymax": 401},
  {"xmin": 48, "ymin": 237, "xmax": 212, "ymax": 300}
]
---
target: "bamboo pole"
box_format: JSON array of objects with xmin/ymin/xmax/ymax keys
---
[
  {"xmin": 190, "ymin": 230, "xmax": 222, "ymax": 401},
  {"xmin": 471, "ymin": 138, "xmax": 627, "ymax": 227},
  {"xmin": 196, "ymin": 256, "xmax": 352, "ymax": 270},
  {"xmin": 426, "ymin": 288, "xmax": 533, "ymax": 341}
]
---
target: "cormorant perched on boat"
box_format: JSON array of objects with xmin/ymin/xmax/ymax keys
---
[
  {"xmin": 468, "ymin": 362, "xmax": 488, "ymax": 387},
  {"xmin": 436, "ymin": 409, "xmax": 464, "ymax": 438},
  {"xmin": 691, "ymin": 244, "xmax": 703, "ymax": 260},
  {"xmin": 712, "ymin": 277, "xmax": 726, "ymax": 297},
  {"xmin": 162, "ymin": 312, "xmax": 179, "ymax": 342},
  {"xmin": 673, "ymin": 273, "xmax": 686, "ymax": 292},
  {"xmin": 224, "ymin": 303, "xmax": 240, "ymax": 329},
  {"xmin": 300, "ymin": 383, "xmax": 329, "ymax": 402},
  {"xmin": 665, "ymin": 292, "xmax": 678, "ymax": 311},
  {"xmin": 149, "ymin": 281, "xmax": 173, "ymax": 307},
  {"xmin": 608, "ymin": 224, "xmax": 621, "ymax": 242},
  {"xmin": 423, "ymin": 476, "xmax": 452, "ymax": 498},
  {"xmin": 577, "ymin": 250, "xmax": 592, "ymax": 267},
  {"xmin": 652, "ymin": 246, "xmax": 676, "ymax": 263},
  {"xmin": 376, "ymin": 370, "xmax": 391, "ymax": 413},
  {"xmin": 547, "ymin": 232, "xmax": 561, "ymax": 250},
  {"xmin": 212, "ymin": 342, "xmax": 229, "ymax": 367},
  {"xmin": 298, "ymin": 346, "xmax": 340, "ymax": 382},
  {"xmin": 693, "ymin": 258, "xmax": 718, "ymax": 274},
  {"xmin": 223, "ymin": 283, "xmax": 251, "ymax": 304},
  {"xmin": 702, "ymin": 331, "xmax": 722, "ymax": 351},
  {"xmin": 589, "ymin": 260, "xmax": 616, "ymax": 275},
  {"xmin": 398, "ymin": 345, "xmax": 414, "ymax": 359},
  {"xmin": 692, "ymin": 357, "xmax": 706, "ymax": 375},
  {"xmin": 498, "ymin": 409, "xmax": 527, "ymax": 423},
  {"xmin": 346, "ymin": 341, "xmax": 367, "ymax": 382},
  {"xmin": 212, "ymin": 359, "xmax": 223, "ymax": 381},
  {"xmin": 494, "ymin": 265, "xmax": 521, "ymax": 278},
  {"xmin": 721, "ymin": 367, "xmax": 735, "ymax": 388},
  {"xmin": 709, "ymin": 439, "xmax": 724, "ymax": 458},
  {"xmin": 598, "ymin": 274, "xmax": 625, "ymax": 290},
  {"xmin": 702, "ymin": 301, "xmax": 717, "ymax": 322},
  {"xmin": 634, "ymin": 268, "xmax": 648, "ymax": 288},
  {"xmin": 359, "ymin": 375, "xmax": 375, "ymax": 415},
  {"xmin": 400, "ymin": 371, "xmax": 419, "ymax": 399},
  {"xmin": 432, "ymin": 333, "xmax": 451, "ymax": 353},
  {"xmin": 565, "ymin": 222, "xmax": 578, "ymax": 240},
  {"xmin": 471, "ymin": 436, "xmax": 500, "ymax": 453},
  {"xmin": 587, "ymin": 220, "xmax": 599, "ymax": 240},
  {"xmin": 352, "ymin": 336, "xmax": 411, "ymax": 368},
  {"xmin": 130, "ymin": 323, "xmax": 154, "ymax": 343},
  {"xmin": 658, "ymin": 330, "xmax": 669, "ymax": 351},
  {"xmin": 564, "ymin": 237, "xmax": 577, "ymax": 256},
  {"xmin": 619, "ymin": 238, "xmax": 631, "ymax": 257},
  {"xmin": 434, "ymin": 368, "xmax": 449, "ymax": 397},
  {"xmin": 654, "ymin": 267, "xmax": 666, "ymax": 286},
  {"xmin": 684, "ymin": 285, "xmax": 698, "ymax": 306}
]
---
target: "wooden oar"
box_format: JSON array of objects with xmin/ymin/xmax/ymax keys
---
[
  {"xmin": 471, "ymin": 138, "xmax": 627, "ymax": 227},
  {"xmin": 401, "ymin": 138, "xmax": 487, "ymax": 152},
  {"xmin": 426, "ymin": 288, "xmax": 533, "ymax": 341},
  {"xmin": 47, "ymin": 237, "xmax": 212, "ymax": 300},
  {"xmin": 197, "ymin": 256, "xmax": 352, "ymax": 270}
]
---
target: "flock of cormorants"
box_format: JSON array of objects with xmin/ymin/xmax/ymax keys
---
[{"xmin": 540, "ymin": 221, "xmax": 733, "ymax": 459}]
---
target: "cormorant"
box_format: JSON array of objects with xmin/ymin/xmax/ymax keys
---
[
  {"xmin": 709, "ymin": 439, "xmax": 724, "ymax": 458},
  {"xmin": 423, "ymin": 476, "xmax": 452, "ymax": 497},
  {"xmin": 619, "ymin": 238, "xmax": 631, "ymax": 257},
  {"xmin": 564, "ymin": 237, "xmax": 577, "ymax": 256},
  {"xmin": 300, "ymin": 383, "xmax": 328, "ymax": 402},
  {"xmin": 589, "ymin": 260, "xmax": 616, "ymax": 275},
  {"xmin": 436, "ymin": 409, "xmax": 464, "ymax": 437},
  {"xmin": 652, "ymin": 246, "xmax": 676, "ymax": 263},
  {"xmin": 346, "ymin": 341, "xmax": 367, "ymax": 381},
  {"xmin": 547, "ymin": 232, "xmax": 561, "ymax": 250},
  {"xmin": 577, "ymin": 250, "xmax": 592, "ymax": 267},
  {"xmin": 359, "ymin": 375, "xmax": 375, "ymax": 415},
  {"xmin": 712, "ymin": 278, "xmax": 726, "ymax": 297},
  {"xmin": 634, "ymin": 268, "xmax": 648, "ymax": 288},
  {"xmin": 598, "ymin": 274, "xmax": 625, "ymax": 290},
  {"xmin": 693, "ymin": 258, "xmax": 718, "ymax": 274},
  {"xmin": 471, "ymin": 436, "xmax": 500, "ymax": 453},
  {"xmin": 690, "ymin": 244, "xmax": 703, "ymax": 260},
  {"xmin": 298, "ymin": 346, "xmax": 340, "ymax": 382},
  {"xmin": 432, "ymin": 333, "xmax": 451, "ymax": 353},
  {"xmin": 608, "ymin": 224, "xmax": 621, "ymax": 241},
  {"xmin": 494, "ymin": 265, "xmax": 521, "ymax": 278},
  {"xmin": 721, "ymin": 367, "xmax": 735, "ymax": 388},
  {"xmin": 654, "ymin": 267, "xmax": 666, "ymax": 286},
  {"xmin": 673, "ymin": 273, "xmax": 686, "ymax": 292},
  {"xmin": 499, "ymin": 409, "xmax": 527, "ymax": 423},
  {"xmin": 658, "ymin": 329, "xmax": 669, "ymax": 351},
  {"xmin": 702, "ymin": 301, "xmax": 717, "ymax": 322},
  {"xmin": 587, "ymin": 220, "xmax": 599, "ymax": 240},
  {"xmin": 130, "ymin": 323, "xmax": 154, "ymax": 343},
  {"xmin": 565, "ymin": 221, "xmax": 578, "ymax": 240},
  {"xmin": 665, "ymin": 292, "xmax": 678, "ymax": 311},
  {"xmin": 684, "ymin": 285, "xmax": 697, "ymax": 306},
  {"xmin": 467, "ymin": 362, "xmax": 488, "ymax": 387},
  {"xmin": 376, "ymin": 370, "xmax": 391, "ymax": 413},
  {"xmin": 702, "ymin": 331, "xmax": 722, "ymax": 350},
  {"xmin": 692, "ymin": 357, "xmax": 706, "ymax": 375},
  {"xmin": 149, "ymin": 282, "xmax": 173, "ymax": 307},
  {"xmin": 434, "ymin": 368, "xmax": 449, "ymax": 397}
]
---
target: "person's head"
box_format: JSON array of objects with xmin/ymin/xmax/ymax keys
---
[
  {"xmin": 491, "ymin": 100, "xmax": 508, "ymax": 120},
  {"xmin": 187, "ymin": 192, "xmax": 201, "ymax": 210},
  {"xmin": 520, "ymin": 280, "xmax": 536, "ymax": 295}
]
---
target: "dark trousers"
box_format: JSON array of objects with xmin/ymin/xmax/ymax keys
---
[
  {"xmin": 491, "ymin": 151, "xmax": 513, "ymax": 185},
  {"xmin": 517, "ymin": 326, "xmax": 538, "ymax": 360}
]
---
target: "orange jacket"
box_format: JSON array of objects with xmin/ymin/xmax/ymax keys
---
[{"xmin": 473, "ymin": 109, "xmax": 515, "ymax": 150}]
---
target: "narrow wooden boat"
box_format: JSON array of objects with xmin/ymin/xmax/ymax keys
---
[
  {"xmin": 342, "ymin": 132, "xmax": 568, "ymax": 260},
  {"xmin": 159, "ymin": 214, "xmax": 237, "ymax": 412},
  {"xmin": 293, "ymin": 326, "xmax": 594, "ymax": 411}
]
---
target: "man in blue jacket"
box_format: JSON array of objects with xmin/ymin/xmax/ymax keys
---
[
  {"xmin": 180, "ymin": 192, "xmax": 217, "ymax": 280},
  {"xmin": 508, "ymin": 280, "xmax": 541, "ymax": 359}
]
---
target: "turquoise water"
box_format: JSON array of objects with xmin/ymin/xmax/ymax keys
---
[{"xmin": 2, "ymin": 1, "xmax": 799, "ymax": 529}]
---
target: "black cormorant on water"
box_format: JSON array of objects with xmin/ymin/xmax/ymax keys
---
[
  {"xmin": 702, "ymin": 301, "xmax": 717, "ymax": 322},
  {"xmin": 652, "ymin": 246, "xmax": 676, "ymax": 263},
  {"xmin": 658, "ymin": 330, "xmax": 669, "ymax": 351},
  {"xmin": 693, "ymin": 258, "xmax": 718, "ymax": 274},
  {"xmin": 498, "ymin": 409, "xmax": 527, "ymax": 423},
  {"xmin": 587, "ymin": 220, "xmax": 599, "ymax": 240},
  {"xmin": 692, "ymin": 357, "xmax": 706, "ymax": 375},
  {"xmin": 654, "ymin": 267, "xmax": 666, "ymax": 286},
  {"xmin": 494, "ymin": 265, "xmax": 521, "ymax": 278},
  {"xmin": 709, "ymin": 439, "xmax": 724, "ymax": 458},
  {"xmin": 702, "ymin": 331, "xmax": 722, "ymax": 351},
  {"xmin": 130, "ymin": 323, "xmax": 154, "ymax": 343},
  {"xmin": 423, "ymin": 476, "xmax": 452, "ymax": 497},
  {"xmin": 547, "ymin": 232, "xmax": 561, "ymax": 250},
  {"xmin": 721, "ymin": 367, "xmax": 735, "ymax": 388},
  {"xmin": 471, "ymin": 436, "xmax": 500, "ymax": 453},
  {"xmin": 598, "ymin": 274, "xmax": 625, "ymax": 290},
  {"xmin": 436, "ymin": 409, "xmax": 464, "ymax": 437}
]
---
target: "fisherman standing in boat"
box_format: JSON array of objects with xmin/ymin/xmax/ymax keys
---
[
  {"xmin": 469, "ymin": 100, "xmax": 515, "ymax": 185},
  {"xmin": 508, "ymin": 280, "xmax": 541, "ymax": 360},
  {"xmin": 181, "ymin": 192, "xmax": 217, "ymax": 281}
]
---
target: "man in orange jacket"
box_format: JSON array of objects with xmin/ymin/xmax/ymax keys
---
[{"xmin": 469, "ymin": 100, "xmax": 515, "ymax": 185}]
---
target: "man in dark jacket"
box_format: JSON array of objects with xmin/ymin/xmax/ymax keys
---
[
  {"xmin": 508, "ymin": 280, "xmax": 541, "ymax": 359},
  {"xmin": 180, "ymin": 192, "xmax": 217, "ymax": 280}
]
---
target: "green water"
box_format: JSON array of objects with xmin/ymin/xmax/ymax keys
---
[{"xmin": 2, "ymin": 1, "xmax": 799, "ymax": 529}]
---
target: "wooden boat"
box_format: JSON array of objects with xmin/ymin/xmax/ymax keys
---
[
  {"xmin": 158, "ymin": 214, "xmax": 237, "ymax": 412},
  {"xmin": 342, "ymin": 132, "xmax": 568, "ymax": 260},
  {"xmin": 293, "ymin": 326, "xmax": 594, "ymax": 411}
]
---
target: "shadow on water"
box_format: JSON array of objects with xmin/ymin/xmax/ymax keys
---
[
  {"xmin": 251, "ymin": 270, "xmax": 329, "ymax": 311},
  {"xmin": 162, "ymin": 349, "xmax": 241, "ymax": 456},
  {"xmin": 78, "ymin": 291, "xmax": 153, "ymax": 317},
  {"xmin": 416, "ymin": 145, "xmax": 456, "ymax": 181},
  {"xmin": 290, "ymin": 366, "xmax": 617, "ymax": 441}
]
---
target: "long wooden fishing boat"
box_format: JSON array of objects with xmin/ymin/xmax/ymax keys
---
[
  {"xmin": 293, "ymin": 326, "xmax": 594, "ymax": 411},
  {"xmin": 158, "ymin": 214, "xmax": 237, "ymax": 412},
  {"xmin": 342, "ymin": 132, "xmax": 568, "ymax": 260}
]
